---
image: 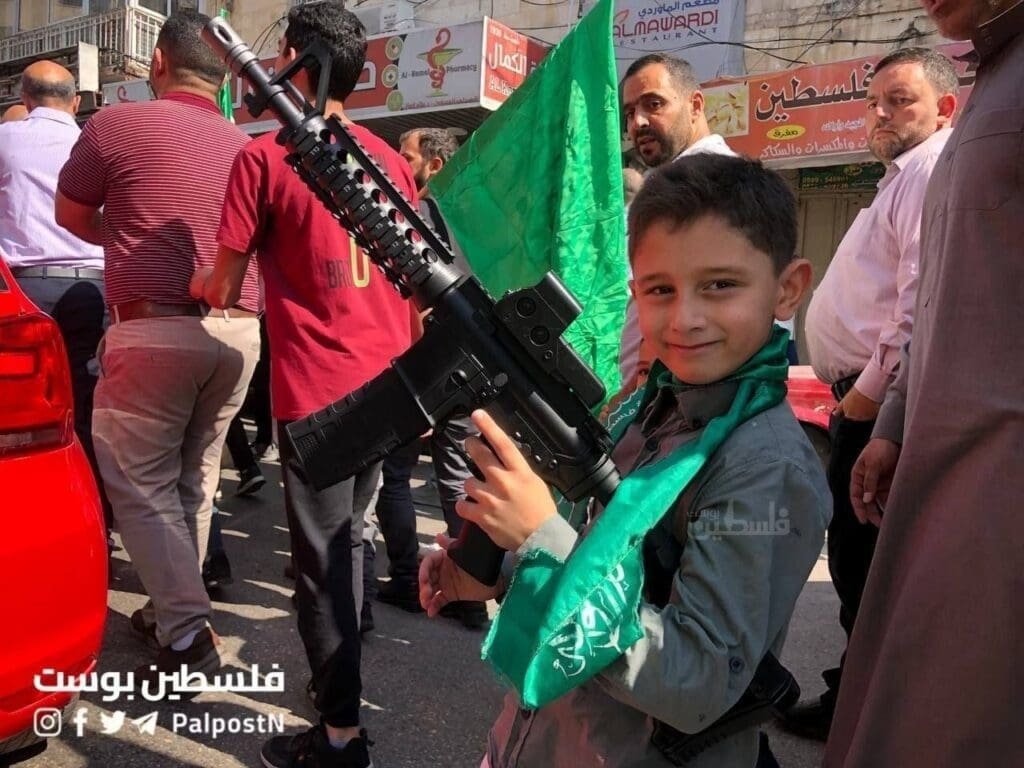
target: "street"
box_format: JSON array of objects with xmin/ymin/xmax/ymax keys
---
[{"xmin": 26, "ymin": 448, "xmax": 840, "ymax": 768}]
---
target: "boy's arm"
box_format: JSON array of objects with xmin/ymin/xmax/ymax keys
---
[{"xmin": 593, "ymin": 458, "xmax": 827, "ymax": 734}]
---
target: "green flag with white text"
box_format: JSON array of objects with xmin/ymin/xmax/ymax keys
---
[{"xmin": 430, "ymin": 0, "xmax": 627, "ymax": 395}]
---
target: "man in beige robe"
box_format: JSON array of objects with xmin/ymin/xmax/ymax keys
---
[{"xmin": 823, "ymin": 0, "xmax": 1024, "ymax": 765}]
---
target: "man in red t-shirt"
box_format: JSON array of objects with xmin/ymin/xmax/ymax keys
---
[
  {"xmin": 55, "ymin": 9, "xmax": 260, "ymax": 693},
  {"xmin": 193, "ymin": 5, "xmax": 416, "ymax": 766}
]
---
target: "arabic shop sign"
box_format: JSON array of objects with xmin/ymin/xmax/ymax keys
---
[
  {"xmin": 705, "ymin": 41, "xmax": 976, "ymax": 165},
  {"xmin": 481, "ymin": 17, "xmax": 549, "ymax": 110},
  {"xmin": 596, "ymin": 0, "xmax": 746, "ymax": 81},
  {"xmin": 799, "ymin": 163, "xmax": 886, "ymax": 192}
]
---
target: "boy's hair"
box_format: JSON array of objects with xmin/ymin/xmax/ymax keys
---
[
  {"xmin": 623, "ymin": 53, "xmax": 699, "ymax": 95},
  {"xmin": 399, "ymin": 127, "xmax": 460, "ymax": 164},
  {"xmin": 285, "ymin": 1, "xmax": 366, "ymax": 101},
  {"xmin": 628, "ymin": 154, "xmax": 797, "ymax": 274},
  {"xmin": 156, "ymin": 9, "xmax": 226, "ymax": 88},
  {"xmin": 874, "ymin": 47, "xmax": 959, "ymax": 98}
]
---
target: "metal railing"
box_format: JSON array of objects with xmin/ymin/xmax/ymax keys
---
[{"xmin": 0, "ymin": 5, "xmax": 165, "ymax": 68}]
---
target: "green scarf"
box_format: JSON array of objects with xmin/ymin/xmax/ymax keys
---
[{"xmin": 481, "ymin": 328, "xmax": 790, "ymax": 708}]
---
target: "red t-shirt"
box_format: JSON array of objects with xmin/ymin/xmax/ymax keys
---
[
  {"xmin": 218, "ymin": 124, "xmax": 418, "ymax": 420},
  {"xmin": 59, "ymin": 92, "xmax": 260, "ymax": 311}
]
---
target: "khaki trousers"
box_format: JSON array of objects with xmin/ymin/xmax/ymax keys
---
[{"xmin": 93, "ymin": 315, "xmax": 260, "ymax": 646}]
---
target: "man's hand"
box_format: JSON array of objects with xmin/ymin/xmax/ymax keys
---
[
  {"xmin": 189, "ymin": 267, "xmax": 213, "ymax": 300},
  {"xmin": 419, "ymin": 534, "xmax": 502, "ymax": 616},
  {"xmin": 850, "ymin": 438, "xmax": 901, "ymax": 527},
  {"xmin": 456, "ymin": 409, "xmax": 557, "ymax": 552},
  {"xmin": 838, "ymin": 386, "xmax": 881, "ymax": 421}
]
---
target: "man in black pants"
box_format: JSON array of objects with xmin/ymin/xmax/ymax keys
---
[
  {"xmin": 0, "ymin": 60, "xmax": 112, "ymax": 538},
  {"xmin": 369, "ymin": 127, "xmax": 486, "ymax": 630},
  {"xmin": 781, "ymin": 48, "xmax": 959, "ymax": 741},
  {"xmin": 198, "ymin": 4, "xmax": 419, "ymax": 765}
]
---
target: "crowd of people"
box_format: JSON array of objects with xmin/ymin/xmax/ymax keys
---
[{"xmin": 0, "ymin": 0, "xmax": 1019, "ymax": 766}]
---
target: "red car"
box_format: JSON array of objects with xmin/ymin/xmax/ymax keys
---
[
  {"xmin": 787, "ymin": 364, "xmax": 836, "ymax": 466},
  {"xmin": 0, "ymin": 258, "xmax": 107, "ymax": 764}
]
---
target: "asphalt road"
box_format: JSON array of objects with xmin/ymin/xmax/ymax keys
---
[{"xmin": 23, "ymin": 447, "xmax": 841, "ymax": 768}]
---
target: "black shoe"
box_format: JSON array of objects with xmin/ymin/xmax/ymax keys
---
[
  {"xmin": 203, "ymin": 550, "xmax": 233, "ymax": 591},
  {"xmin": 375, "ymin": 578, "xmax": 423, "ymax": 613},
  {"xmin": 439, "ymin": 600, "xmax": 489, "ymax": 630},
  {"xmin": 775, "ymin": 694, "xmax": 834, "ymax": 742},
  {"xmin": 129, "ymin": 609, "xmax": 159, "ymax": 651},
  {"xmin": 260, "ymin": 724, "xmax": 372, "ymax": 768},
  {"xmin": 134, "ymin": 626, "xmax": 222, "ymax": 701},
  {"xmin": 236, "ymin": 465, "xmax": 266, "ymax": 496},
  {"xmin": 360, "ymin": 602, "xmax": 374, "ymax": 635}
]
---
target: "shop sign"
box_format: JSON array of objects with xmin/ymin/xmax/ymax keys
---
[
  {"xmin": 608, "ymin": 0, "xmax": 747, "ymax": 81},
  {"xmin": 799, "ymin": 163, "xmax": 886, "ymax": 192},
  {"xmin": 706, "ymin": 41, "xmax": 976, "ymax": 164}
]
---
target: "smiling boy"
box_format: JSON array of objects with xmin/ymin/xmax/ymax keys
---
[{"xmin": 420, "ymin": 154, "xmax": 831, "ymax": 768}]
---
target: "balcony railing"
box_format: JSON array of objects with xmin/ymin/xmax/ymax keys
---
[{"xmin": 0, "ymin": 5, "xmax": 165, "ymax": 70}]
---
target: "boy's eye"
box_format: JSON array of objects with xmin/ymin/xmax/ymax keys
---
[
  {"xmin": 644, "ymin": 285, "xmax": 674, "ymax": 296},
  {"xmin": 705, "ymin": 280, "xmax": 738, "ymax": 291}
]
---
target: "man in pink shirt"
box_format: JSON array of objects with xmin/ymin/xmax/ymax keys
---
[{"xmin": 781, "ymin": 47, "xmax": 959, "ymax": 741}]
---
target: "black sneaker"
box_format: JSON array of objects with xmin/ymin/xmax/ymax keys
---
[
  {"xmin": 375, "ymin": 578, "xmax": 423, "ymax": 613},
  {"xmin": 129, "ymin": 609, "xmax": 159, "ymax": 651},
  {"xmin": 203, "ymin": 550, "xmax": 234, "ymax": 591},
  {"xmin": 439, "ymin": 600, "xmax": 489, "ymax": 630},
  {"xmin": 134, "ymin": 626, "xmax": 222, "ymax": 701},
  {"xmin": 260, "ymin": 724, "xmax": 372, "ymax": 768},
  {"xmin": 775, "ymin": 694, "xmax": 834, "ymax": 742},
  {"xmin": 236, "ymin": 465, "xmax": 266, "ymax": 496}
]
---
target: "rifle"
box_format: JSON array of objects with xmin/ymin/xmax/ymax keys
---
[{"xmin": 202, "ymin": 18, "xmax": 621, "ymax": 586}]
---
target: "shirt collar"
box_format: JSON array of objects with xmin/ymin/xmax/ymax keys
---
[
  {"xmin": 640, "ymin": 364, "xmax": 740, "ymax": 433},
  {"xmin": 26, "ymin": 106, "xmax": 77, "ymax": 127},
  {"xmin": 973, "ymin": 0, "xmax": 1024, "ymax": 61},
  {"xmin": 675, "ymin": 133, "xmax": 731, "ymax": 160},
  {"xmin": 161, "ymin": 91, "xmax": 223, "ymax": 115},
  {"xmin": 882, "ymin": 127, "xmax": 953, "ymax": 184}
]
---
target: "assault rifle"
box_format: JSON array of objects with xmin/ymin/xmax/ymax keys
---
[{"xmin": 202, "ymin": 17, "xmax": 621, "ymax": 586}]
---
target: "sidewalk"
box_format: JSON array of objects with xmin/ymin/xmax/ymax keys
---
[{"xmin": 27, "ymin": 452, "xmax": 839, "ymax": 767}]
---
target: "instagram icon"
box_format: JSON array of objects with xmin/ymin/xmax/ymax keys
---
[{"xmin": 32, "ymin": 708, "xmax": 62, "ymax": 738}]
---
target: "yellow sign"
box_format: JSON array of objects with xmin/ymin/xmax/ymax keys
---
[{"xmin": 766, "ymin": 125, "xmax": 806, "ymax": 141}]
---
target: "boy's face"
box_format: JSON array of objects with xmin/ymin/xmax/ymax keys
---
[{"xmin": 630, "ymin": 214, "xmax": 808, "ymax": 386}]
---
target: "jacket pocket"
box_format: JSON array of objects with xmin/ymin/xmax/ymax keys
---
[{"xmin": 949, "ymin": 107, "xmax": 1023, "ymax": 211}]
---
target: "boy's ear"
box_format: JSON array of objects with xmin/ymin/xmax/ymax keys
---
[
  {"xmin": 774, "ymin": 258, "xmax": 812, "ymax": 322},
  {"xmin": 628, "ymin": 278, "xmax": 638, "ymax": 301}
]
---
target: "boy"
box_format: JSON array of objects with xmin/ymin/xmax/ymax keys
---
[{"xmin": 419, "ymin": 154, "xmax": 830, "ymax": 767}]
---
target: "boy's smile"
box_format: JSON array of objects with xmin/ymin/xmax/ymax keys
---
[{"xmin": 631, "ymin": 214, "xmax": 796, "ymax": 385}]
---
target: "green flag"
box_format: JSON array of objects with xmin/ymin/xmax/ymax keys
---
[
  {"xmin": 216, "ymin": 8, "xmax": 234, "ymax": 122},
  {"xmin": 431, "ymin": 0, "xmax": 627, "ymax": 395}
]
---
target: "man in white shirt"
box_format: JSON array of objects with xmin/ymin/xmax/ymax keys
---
[
  {"xmin": 781, "ymin": 47, "xmax": 959, "ymax": 741},
  {"xmin": 617, "ymin": 54, "xmax": 737, "ymax": 385},
  {"xmin": 0, "ymin": 60, "xmax": 110, "ymax": 534}
]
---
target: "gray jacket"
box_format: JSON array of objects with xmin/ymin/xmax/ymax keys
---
[{"xmin": 486, "ymin": 377, "xmax": 831, "ymax": 768}]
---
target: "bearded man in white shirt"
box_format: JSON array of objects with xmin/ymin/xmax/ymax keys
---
[
  {"xmin": 615, "ymin": 54, "xmax": 740, "ymax": 387},
  {"xmin": 779, "ymin": 46, "xmax": 959, "ymax": 742}
]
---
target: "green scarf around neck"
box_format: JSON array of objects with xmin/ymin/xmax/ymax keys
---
[{"xmin": 481, "ymin": 327, "xmax": 791, "ymax": 708}]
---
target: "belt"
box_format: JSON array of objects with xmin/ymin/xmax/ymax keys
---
[
  {"xmin": 830, "ymin": 373, "xmax": 861, "ymax": 401},
  {"xmin": 12, "ymin": 266, "xmax": 104, "ymax": 280},
  {"xmin": 110, "ymin": 300, "xmax": 258, "ymax": 324}
]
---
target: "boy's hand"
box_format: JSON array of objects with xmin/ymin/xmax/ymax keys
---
[
  {"xmin": 850, "ymin": 438, "xmax": 900, "ymax": 526},
  {"xmin": 419, "ymin": 534, "xmax": 502, "ymax": 616},
  {"xmin": 457, "ymin": 409, "xmax": 557, "ymax": 552}
]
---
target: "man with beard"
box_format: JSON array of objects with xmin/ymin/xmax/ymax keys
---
[
  {"xmin": 823, "ymin": 0, "xmax": 1024, "ymax": 763},
  {"xmin": 618, "ymin": 54, "xmax": 735, "ymax": 386},
  {"xmin": 778, "ymin": 47, "xmax": 959, "ymax": 742}
]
